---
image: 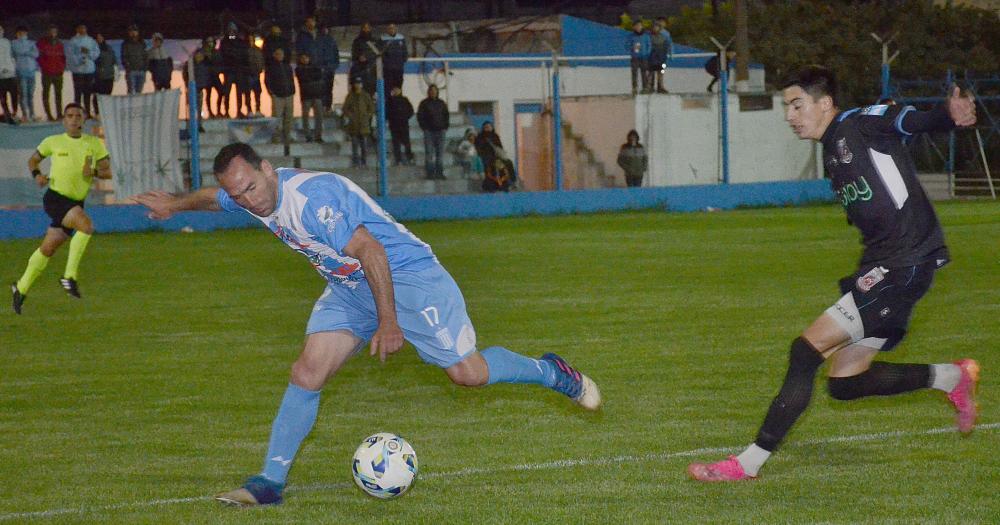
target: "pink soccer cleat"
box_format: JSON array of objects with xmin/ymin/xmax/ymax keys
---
[
  {"xmin": 948, "ymin": 359, "xmax": 980, "ymax": 434},
  {"xmin": 687, "ymin": 455, "xmax": 755, "ymax": 482}
]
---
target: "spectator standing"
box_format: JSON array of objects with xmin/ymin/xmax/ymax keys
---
[
  {"xmin": 295, "ymin": 53, "xmax": 325, "ymax": 143},
  {"xmin": 183, "ymin": 48, "xmax": 211, "ymax": 125},
  {"xmin": 0, "ymin": 25, "xmax": 18, "ymax": 124},
  {"xmin": 201, "ymin": 37, "xmax": 223, "ymax": 117},
  {"xmin": 627, "ymin": 21, "xmax": 650, "ymax": 95},
  {"xmin": 245, "ymin": 33, "xmax": 264, "ymax": 116},
  {"xmin": 342, "ymin": 77, "xmax": 375, "ymax": 167},
  {"xmin": 648, "ymin": 19, "xmax": 672, "ymax": 94},
  {"xmin": 351, "ymin": 23, "xmax": 378, "ymax": 95},
  {"xmin": 37, "ymin": 25, "xmax": 66, "ymax": 120},
  {"xmin": 314, "ymin": 23, "xmax": 339, "ymax": 115},
  {"xmin": 121, "ymin": 25, "xmax": 148, "ymax": 94},
  {"xmin": 92, "ymin": 33, "xmax": 117, "ymax": 116},
  {"xmin": 147, "ymin": 33, "xmax": 173, "ymax": 91},
  {"xmin": 617, "ymin": 130, "xmax": 647, "ymax": 187},
  {"xmin": 231, "ymin": 31, "xmax": 252, "ymax": 118},
  {"xmin": 417, "ymin": 84, "xmax": 449, "ymax": 180},
  {"xmin": 219, "ymin": 23, "xmax": 242, "ymax": 116},
  {"xmin": 264, "ymin": 47, "xmax": 295, "ymax": 144},
  {"xmin": 12, "ymin": 26, "xmax": 38, "ymax": 122},
  {"xmin": 67, "ymin": 24, "xmax": 99, "ymax": 115},
  {"xmin": 386, "ymin": 86, "xmax": 414, "ymax": 165},
  {"xmin": 380, "ymin": 23, "xmax": 407, "ymax": 91}
]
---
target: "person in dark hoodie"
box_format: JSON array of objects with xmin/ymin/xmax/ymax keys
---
[
  {"xmin": 91, "ymin": 33, "xmax": 117, "ymax": 116},
  {"xmin": 121, "ymin": 24, "xmax": 147, "ymax": 95},
  {"xmin": 386, "ymin": 86, "xmax": 414, "ymax": 165},
  {"xmin": 417, "ymin": 84, "xmax": 448, "ymax": 180},
  {"xmin": 265, "ymin": 47, "xmax": 295, "ymax": 144},
  {"xmin": 350, "ymin": 22, "xmax": 378, "ymax": 95},
  {"xmin": 476, "ymin": 121, "xmax": 515, "ymax": 192},
  {"xmin": 616, "ymin": 129, "xmax": 647, "ymax": 187},
  {"xmin": 183, "ymin": 48, "xmax": 210, "ymax": 128},
  {"xmin": 147, "ymin": 33, "xmax": 173, "ymax": 91},
  {"xmin": 295, "ymin": 52, "xmax": 325, "ymax": 143}
]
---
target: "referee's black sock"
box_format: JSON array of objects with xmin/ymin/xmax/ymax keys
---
[
  {"xmin": 827, "ymin": 362, "xmax": 931, "ymax": 400},
  {"xmin": 754, "ymin": 337, "xmax": 825, "ymax": 452}
]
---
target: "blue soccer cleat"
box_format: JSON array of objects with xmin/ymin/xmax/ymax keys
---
[
  {"xmin": 541, "ymin": 353, "xmax": 602, "ymax": 410},
  {"xmin": 214, "ymin": 475, "xmax": 285, "ymax": 507}
]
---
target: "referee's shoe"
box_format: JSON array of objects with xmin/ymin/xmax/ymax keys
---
[
  {"xmin": 60, "ymin": 277, "xmax": 81, "ymax": 298},
  {"xmin": 11, "ymin": 283, "xmax": 25, "ymax": 314}
]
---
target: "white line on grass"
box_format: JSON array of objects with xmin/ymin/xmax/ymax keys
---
[{"xmin": 3, "ymin": 422, "xmax": 996, "ymax": 521}]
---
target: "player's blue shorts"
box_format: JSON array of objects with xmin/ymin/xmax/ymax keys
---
[{"xmin": 306, "ymin": 263, "xmax": 478, "ymax": 368}]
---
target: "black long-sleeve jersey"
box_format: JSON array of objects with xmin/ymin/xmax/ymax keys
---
[{"xmin": 820, "ymin": 103, "xmax": 954, "ymax": 268}]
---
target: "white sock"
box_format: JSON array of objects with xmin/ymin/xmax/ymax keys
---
[
  {"xmin": 736, "ymin": 443, "xmax": 771, "ymax": 477},
  {"xmin": 930, "ymin": 363, "xmax": 961, "ymax": 392}
]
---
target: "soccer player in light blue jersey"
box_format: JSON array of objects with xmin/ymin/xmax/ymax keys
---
[{"xmin": 134, "ymin": 143, "xmax": 601, "ymax": 506}]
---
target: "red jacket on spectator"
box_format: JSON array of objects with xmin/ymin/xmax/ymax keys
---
[{"xmin": 37, "ymin": 37, "xmax": 66, "ymax": 76}]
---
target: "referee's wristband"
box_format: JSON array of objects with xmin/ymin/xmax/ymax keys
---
[{"xmin": 31, "ymin": 169, "xmax": 42, "ymax": 178}]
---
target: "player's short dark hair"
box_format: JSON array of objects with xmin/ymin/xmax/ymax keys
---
[
  {"xmin": 214, "ymin": 143, "xmax": 263, "ymax": 175},
  {"xmin": 782, "ymin": 65, "xmax": 838, "ymax": 106},
  {"xmin": 63, "ymin": 102, "xmax": 84, "ymax": 114}
]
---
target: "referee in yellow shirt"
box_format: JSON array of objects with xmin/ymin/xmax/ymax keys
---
[{"xmin": 12, "ymin": 103, "xmax": 112, "ymax": 314}]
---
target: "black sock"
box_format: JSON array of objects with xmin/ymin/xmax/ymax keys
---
[
  {"xmin": 827, "ymin": 362, "xmax": 931, "ymax": 400},
  {"xmin": 754, "ymin": 337, "xmax": 825, "ymax": 452}
]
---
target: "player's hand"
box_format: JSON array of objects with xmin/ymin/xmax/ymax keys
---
[
  {"xmin": 369, "ymin": 321, "xmax": 404, "ymax": 363},
  {"xmin": 947, "ymin": 85, "xmax": 976, "ymax": 127},
  {"xmin": 34, "ymin": 174, "xmax": 49, "ymax": 187},
  {"xmin": 132, "ymin": 190, "xmax": 179, "ymax": 220},
  {"xmin": 82, "ymin": 156, "xmax": 94, "ymax": 180}
]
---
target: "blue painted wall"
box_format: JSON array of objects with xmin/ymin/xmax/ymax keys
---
[{"xmin": 0, "ymin": 180, "xmax": 833, "ymax": 240}]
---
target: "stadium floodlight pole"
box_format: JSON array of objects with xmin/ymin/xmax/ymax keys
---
[
  {"xmin": 187, "ymin": 58, "xmax": 201, "ymax": 190},
  {"xmin": 551, "ymin": 51, "xmax": 564, "ymax": 191},
  {"xmin": 870, "ymin": 32, "xmax": 899, "ymax": 101},
  {"xmin": 710, "ymin": 37, "xmax": 730, "ymax": 185},
  {"xmin": 376, "ymin": 55, "xmax": 388, "ymax": 197}
]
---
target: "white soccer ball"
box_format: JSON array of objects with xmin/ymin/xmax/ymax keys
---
[{"xmin": 351, "ymin": 432, "xmax": 418, "ymax": 499}]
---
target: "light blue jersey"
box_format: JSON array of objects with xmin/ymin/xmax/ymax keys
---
[{"xmin": 217, "ymin": 168, "xmax": 437, "ymax": 288}]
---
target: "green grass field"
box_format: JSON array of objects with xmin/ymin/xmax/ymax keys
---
[{"xmin": 1, "ymin": 201, "xmax": 998, "ymax": 524}]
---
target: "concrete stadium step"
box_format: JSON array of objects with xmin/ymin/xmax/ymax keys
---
[{"xmin": 917, "ymin": 173, "xmax": 951, "ymax": 201}]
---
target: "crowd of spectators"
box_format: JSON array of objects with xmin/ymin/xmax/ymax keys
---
[{"xmin": 0, "ymin": 17, "xmax": 515, "ymax": 190}]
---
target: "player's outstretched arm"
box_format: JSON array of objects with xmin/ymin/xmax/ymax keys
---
[
  {"xmin": 899, "ymin": 85, "xmax": 976, "ymax": 135},
  {"xmin": 133, "ymin": 187, "xmax": 222, "ymax": 220},
  {"xmin": 343, "ymin": 226, "xmax": 404, "ymax": 363}
]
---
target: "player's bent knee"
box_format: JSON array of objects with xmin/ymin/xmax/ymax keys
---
[
  {"xmin": 827, "ymin": 375, "xmax": 864, "ymax": 401},
  {"xmin": 445, "ymin": 354, "xmax": 489, "ymax": 387},
  {"xmin": 290, "ymin": 358, "xmax": 328, "ymax": 390}
]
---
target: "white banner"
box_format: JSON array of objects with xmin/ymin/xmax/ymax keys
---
[{"xmin": 99, "ymin": 90, "xmax": 183, "ymax": 199}]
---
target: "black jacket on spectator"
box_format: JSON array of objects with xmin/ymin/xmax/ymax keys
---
[
  {"xmin": 295, "ymin": 63, "xmax": 325, "ymax": 100},
  {"xmin": 387, "ymin": 93, "xmax": 414, "ymax": 128},
  {"xmin": 475, "ymin": 128, "xmax": 504, "ymax": 167},
  {"xmin": 349, "ymin": 60, "xmax": 376, "ymax": 95},
  {"xmin": 417, "ymin": 97, "xmax": 449, "ymax": 131},
  {"xmin": 265, "ymin": 59, "xmax": 295, "ymax": 97},
  {"xmin": 219, "ymin": 35, "xmax": 245, "ymax": 71},
  {"xmin": 351, "ymin": 34, "xmax": 378, "ymax": 63},
  {"xmin": 380, "ymin": 35, "xmax": 407, "ymax": 71},
  {"xmin": 183, "ymin": 57, "xmax": 212, "ymax": 89},
  {"xmin": 121, "ymin": 38, "xmax": 147, "ymax": 72},
  {"xmin": 96, "ymin": 42, "xmax": 116, "ymax": 81}
]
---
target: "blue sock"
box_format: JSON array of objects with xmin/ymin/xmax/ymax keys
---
[
  {"xmin": 260, "ymin": 383, "xmax": 321, "ymax": 485},
  {"xmin": 481, "ymin": 346, "xmax": 557, "ymax": 387}
]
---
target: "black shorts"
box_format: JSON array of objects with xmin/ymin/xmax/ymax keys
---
[
  {"xmin": 43, "ymin": 189, "xmax": 85, "ymax": 235},
  {"xmin": 828, "ymin": 261, "xmax": 937, "ymax": 351}
]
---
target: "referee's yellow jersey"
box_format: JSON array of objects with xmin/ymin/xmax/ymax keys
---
[{"xmin": 37, "ymin": 133, "xmax": 110, "ymax": 201}]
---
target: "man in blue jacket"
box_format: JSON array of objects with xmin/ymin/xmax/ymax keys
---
[
  {"xmin": 627, "ymin": 21, "xmax": 650, "ymax": 95},
  {"xmin": 380, "ymin": 23, "xmax": 407, "ymax": 91}
]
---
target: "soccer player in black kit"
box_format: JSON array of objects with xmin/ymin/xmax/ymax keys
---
[{"xmin": 688, "ymin": 66, "xmax": 980, "ymax": 482}]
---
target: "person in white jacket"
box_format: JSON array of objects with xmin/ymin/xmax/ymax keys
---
[
  {"xmin": 11, "ymin": 26, "xmax": 39, "ymax": 122},
  {"xmin": 0, "ymin": 25, "xmax": 19, "ymax": 124},
  {"xmin": 67, "ymin": 24, "xmax": 99, "ymax": 117}
]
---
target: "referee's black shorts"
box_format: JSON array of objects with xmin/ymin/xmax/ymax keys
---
[{"xmin": 42, "ymin": 189, "xmax": 85, "ymax": 235}]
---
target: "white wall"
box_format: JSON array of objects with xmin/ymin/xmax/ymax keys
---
[{"xmin": 636, "ymin": 93, "xmax": 818, "ymax": 186}]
